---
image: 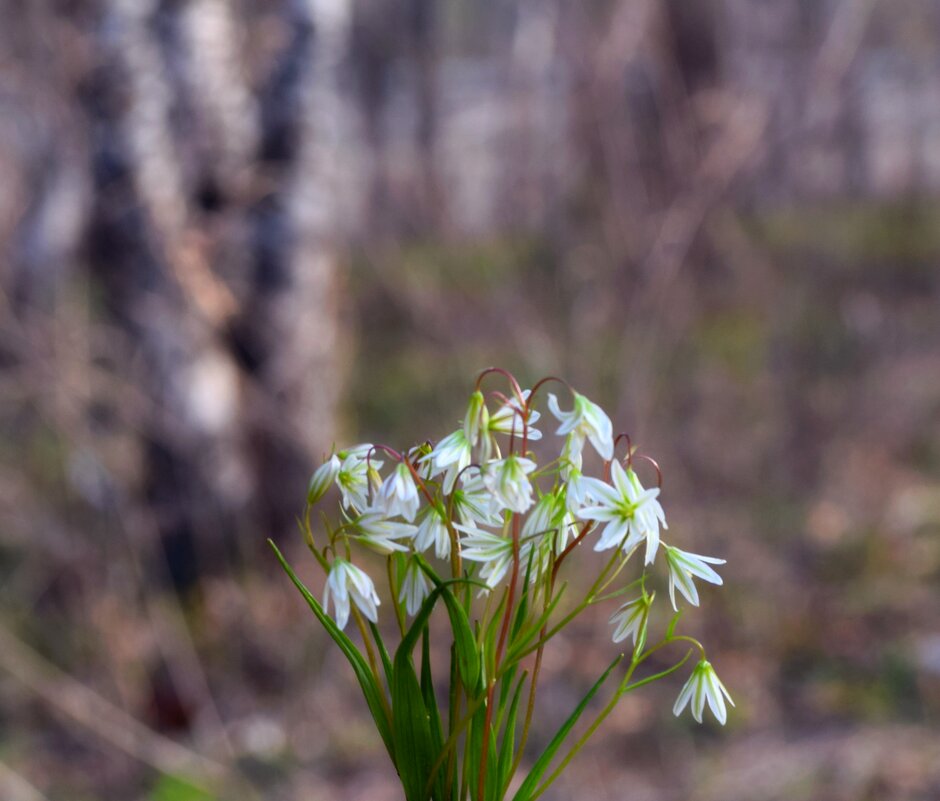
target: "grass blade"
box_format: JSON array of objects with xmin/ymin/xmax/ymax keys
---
[
  {"xmin": 268, "ymin": 540, "xmax": 394, "ymax": 760},
  {"xmin": 510, "ymin": 655, "xmax": 623, "ymax": 801}
]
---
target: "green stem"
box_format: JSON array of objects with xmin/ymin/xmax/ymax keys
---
[
  {"xmin": 503, "ymin": 548, "xmax": 624, "ymax": 670},
  {"xmin": 387, "ymin": 556, "xmax": 406, "ymax": 637},
  {"xmin": 351, "ymin": 608, "xmax": 392, "ymax": 722},
  {"xmin": 528, "ymin": 635, "xmax": 700, "ymax": 801}
]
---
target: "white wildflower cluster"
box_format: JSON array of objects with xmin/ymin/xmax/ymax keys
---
[{"xmin": 298, "ymin": 370, "xmax": 733, "ymax": 737}]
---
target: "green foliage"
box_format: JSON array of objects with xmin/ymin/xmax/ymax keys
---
[{"xmin": 148, "ymin": 775, "xmax": 215, "ymax": 801}]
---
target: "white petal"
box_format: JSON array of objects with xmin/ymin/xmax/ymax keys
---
[
  {"xmin": 691, "ymin": 672, "xmax": 708, "ymax": 723},
  {"xmin": 673, "ymin": 676, "xmax": 695, "ymax": 717}
]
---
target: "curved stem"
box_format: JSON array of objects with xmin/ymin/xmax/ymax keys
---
[
  {"xmin": 527, "ymin": 375, "xmax": 572, "ymax": 406},
  {"xmin": 476, "ymin": 367, "xmax": 525, "ymax": 407},
  {"xmin": 633, "ymin": 453, "xmax": 663, "ymax": 488},
  {"xmin": 551, "ymin": 520, "xmax": 595, "ymax": 579}
]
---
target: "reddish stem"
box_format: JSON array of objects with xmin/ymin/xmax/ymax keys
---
[
  {"xmin": 527, "ymin": 375, "xmax": 572, "ymax": 406},
  {"xmin": 633, "ymin": 453, "xmax": 663, "ymax": 488},
  {"xmin": 476, "ymin": 366, "xmax": 525, "ymax": 407}
]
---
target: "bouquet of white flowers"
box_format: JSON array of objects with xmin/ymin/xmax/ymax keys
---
[{"xmin": 271, "ymin": 368, "xmax": 731, "ymax": 801}]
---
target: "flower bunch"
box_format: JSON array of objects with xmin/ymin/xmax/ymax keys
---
[{"xmin": 272, "ymin": 368, "xmax": 731, "ymax": 801}]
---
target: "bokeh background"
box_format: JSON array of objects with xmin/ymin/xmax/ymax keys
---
[{"xmin": 2, "ymin": 1, "xmax": 940, "ymax": 799}]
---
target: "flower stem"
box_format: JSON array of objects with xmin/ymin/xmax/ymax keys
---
[{"xmin": 478, "ymin": 511, "xmax": 521, "ymax": 801}]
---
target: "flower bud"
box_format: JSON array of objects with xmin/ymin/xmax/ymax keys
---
[
  {"xmin": 463, "ymin": 390, "xmax": 489, "ymax": 446},
  {"xmin": 307, "ymin": 454, "xmax": 341, "ymax": 505}
]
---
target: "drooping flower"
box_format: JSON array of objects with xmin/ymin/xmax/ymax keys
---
[
  {"xmin": 307, "ymin": 454, "xmax": 341, "ymax": 505},
  {"xmin": 463, "ymin": 390, "xmax": 489, "ymax": 448},
  {"xmin": 664, "ymin": 545, "xmax": 725, "ymax": 611},
  {"xmin": 324, "ymin": 559, "xmax": 380, "ymax": 630},
  {"xmin": 452, "ymin": 472, "xmax": 503, "ymax": 527},
  {"xmin": 408, "ymin": 443, "xmax": 436, "ymax": 480},
  {"xmin": 457, "ymin": 525, "xmax": 514, "ymax": 589},
  {"xmin": 335, "ymin": 445, "xmax": 382, "ymax": 511},
  {"xmin": 414, "ymin": 504, "xmax": 451, "ymax": 559},
  {"xmin": 560, "ymin": 439, "xmax": 595, "ymax": 513},
  {"xmin": 576, "ymin": 460, "xmax": 666, "ymax": 564},
  {"xmin": 425, "ymin": 429, "xmax": 473, "ymax": 493},
  {"xmin": 608, "ymin": 595, "xmax": 651, "ymax": 646},
  {"xmin": 488, "ymin": 390, "xmax": 542, "ymax": 442},
  {"xmin": 520, "ymin": 492, "xmax": 567, "ymax": 581},
  {"xmin": 375, "ymin": 461, "xmax": 421, "ymax": 522},
  {"xmin": 398, "ymin": 557, "xmax": 431, "ymax": 617},
  {"xmin": 349, "ymin": 509, "xmax": 416, "ymax": 554},
  {"xmin": 673, "ymin": 659, "xmax": 734, "ymax": 725},
  {"xmin": 483, "ymin": 455, "xmax": 537, "ymax": 513},
  {"xmin": 547, "ymin": 392, "xmax": 614, "ymax": 461}
]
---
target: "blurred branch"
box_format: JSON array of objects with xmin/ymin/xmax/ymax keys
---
[
  {"xmin": 0, "ymin": 763, "xmax": 50, "ymax": 801},
  {"xmin": 0, "ymin": 622, "xmax": 227, "ymax": 781}
]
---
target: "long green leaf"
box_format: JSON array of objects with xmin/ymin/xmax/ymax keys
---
[
  {"xmin": 393, "ymin": 648, "xmax": 436, "ymax": 801},
  {"xmin": 498, "ymin": 671, "xmax": 528, "ymax": 795},
  {"xmin": 503, "ymin": 584, "xmax": 568, "ymax": 667},
  {"xmin": 421, "ymin": 627, "xmax": 446, "ymax": 801},
  {"xmin": 268, "ymin": 540, "xmax": 394, "ymax": 759},
  {"xmin": 511, "ymin": 655, "xmax": 623, "ymax": 801},
  {"xmin": 416, "ymin": 556, "xmax": 482, "ymax": 691},
  {"xmin": 370, "ymin": 621, "xmax": 394, "ymax": 689},
  {"xmin": 394, "ymin": 577, "xmax": 484, "ymax": 801}
]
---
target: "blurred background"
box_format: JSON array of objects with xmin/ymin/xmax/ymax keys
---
[{"xmin": 2, "ymin": 0, "xmax": 940, "ymax": 799}]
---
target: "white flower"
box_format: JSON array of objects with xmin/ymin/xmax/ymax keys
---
[
  {"xmin": 520, "ymin": 492, "xmax": 568, "ymax": 580},
  {"xmin": 414, "ymin": 505, "xmax": 451, "ymax": 559},
  {"xmin": 664, "ymin": 545, "xmax": 725, "ymax": 611},
  {"xmin": 457, "ymin": 525, "xmax": 514, "ymax": 589},
  {"xmin": 463, "ymin": 390, "xmax": 489, "ymax": 447},
  {"xmin": 375, "ymin": 461, "xmax": 420, "ymax": 521},
  {"xmin": 673, "ymin": 660, "xmax": 734, "ymax": 725},
  {"xmin": 489, "ymin": 390, "xmax": 542, "ymax": 442},
  {"xmin": 560, "ymin": 441, "xmax": 595, "ymax": 513},
  {"xmin": 608, "ymin": 595, "xmax": 650, "ymax": 646},
  {"xmin": 335, "ymin": 445, "xmax": 383, "ymax": 511},
  {"xmin": 547, "ymin": 392, "xmax": 614, "ymax": 461},
  {"xmin": 307, "ymin": 454, "xmax": 341, "ymax": 505},
  {"xmin": 576, "ymin": 461, "xmax": 666, "ymax": 564},
  {"xmin": 398, "ymin": 558, "xmax": 431, "ymax": 616},
  {"xmin": 324, "ymin": 559, "xmax": 380, "ymax": 630},
  {"xmin": 408, "ymin": 444, "xmax": 436, "ymax": 480},
  {"xmin": 452, "ymin": 473, "xmax": 502, "ymax": 527},
  {"xmin": 350, "ymin": 509, "xmax": 416, "ymax": 554},
  {"xmin": 483, "ymin": 455, "xmax": 537, "ymax": 513},
  {"xmin": 426, "ymin": 429, "xmax": 473, "ymax": 493},
  {"xmin": 563, "ymin": 466, "xmax": 595, "ymax": 513}
]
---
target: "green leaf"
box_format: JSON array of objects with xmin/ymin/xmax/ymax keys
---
[
  {"xmin": 665, "ymin": 608, "xmax": 683, "ymax": 640},
  {"xmin": 370, "ymin": 621, "xmax": 394, "ymax": 689},
  {"xmin": 268, "ymin": 540, "xmax": 394, "ymax": 759},
  {"xmin": 394, "ymin": 575, "xmax": 485, "ymax": 801},
  {"xmin": 498, "ymin": 671, "xmax": 528, "ymax": 795},
  {"xmin": 467, "ymin": 697, "xmax": 499, "ymax": 801},
  {"xmin": 421, "ymin": 627, "xmax": 446, "ymax": 801},
  {"xmin": 510, "ymin": 552, "xmax": 536, "ymax": 641},
  {"xmin": 417, "ymin": 556, "xmax": 483, "ymax": 691},
  {"xmin": 392, "ymin": 648, "xmax": 436, "ymax": 801},
  {"xmin": 503, "ymin": 584, "xmax": 568, "ymax": 667},
  {"xmin": 511, "ymin": 655, "xmax": 624, "ymax": 801},
  {"xmin": 149, "ymin": 775, "xmax": 214, "ymax": 801}
]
